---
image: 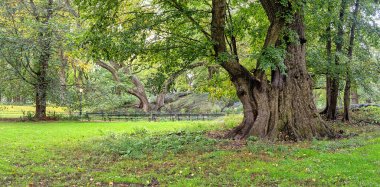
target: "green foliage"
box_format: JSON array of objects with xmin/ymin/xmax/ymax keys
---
[
  {"xmin": 99, "ymin": 131, "xmax": 218, "ymax": 159},
  {"xmin": 22, "ymin": 111, "xmax": 35, "ymax": 121},
  {"xmin": 352, "ymin": 106, "xmax": 380, "ymax": 124},
  {"xmin": 258, "ymin": 46, "xmax": 287, "ymax": 74}
]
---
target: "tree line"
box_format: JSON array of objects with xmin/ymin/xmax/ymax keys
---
[{"xmin": 0, "ymin": 0, "xmax": 379, "ymax": 140}]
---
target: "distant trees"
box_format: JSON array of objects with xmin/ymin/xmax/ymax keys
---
[
  {"xmin": 75, "ymin": 0, "xmax": 209, "ymax": 112},
  {"xmin": 0, "ymin": 0, "xmax": 56, "ymax": 119},
  {"xmin": 0, "ymin": 0, "xmax": 85, "ymax": 119},
  {"xmin": 308, "ymin": 0, "xmax": 379, "ymax": 121}
]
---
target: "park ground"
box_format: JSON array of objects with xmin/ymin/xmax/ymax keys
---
[{"xmin": 0, "ymin": 108, "xmax": 380, "ymax": 186}]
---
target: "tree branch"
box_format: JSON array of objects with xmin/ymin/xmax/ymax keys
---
[{"xmin": 166, "ymin": 0, "xmax": 212, "ymax": 40}]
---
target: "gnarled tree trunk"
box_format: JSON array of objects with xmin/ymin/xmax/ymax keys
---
[
  {"xmin": 211, "ymin": 0, "xmax": 334, "ymax": 140},
  {"xmin": 154, "ymin": 62, "xmax": 205, "ymax": 111},
  {"xmin": 96, "ymin": 60, "xmax": 151, "ymax": 112}
]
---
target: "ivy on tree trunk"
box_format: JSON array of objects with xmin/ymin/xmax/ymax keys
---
[{"xmin": 211, "ymin": 0, "xmax": 335, "ymax": 140}]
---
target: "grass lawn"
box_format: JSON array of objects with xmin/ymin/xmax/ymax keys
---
[
  {"xmin": 0, "ymin": 105, "xmax": 68, "ymax": 118},
  {"xmin": 0, "ymin": 116, "xmax": 379, "ymax": 186}
]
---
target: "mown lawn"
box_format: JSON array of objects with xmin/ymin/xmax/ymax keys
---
[{"xmin": 0, "ymin": 116, "xmax": 379, "ymax": 186}]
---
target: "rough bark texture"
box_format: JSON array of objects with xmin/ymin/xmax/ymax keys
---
[
  {"xmin": 32, "ymin": 0, "xmax": 53, "ymax": 120},
  {"xmin": 343, "ymin": 0, "xmax": 360, "ymax": 122},
  {"xmin": 211, "ymin": 0, "xmax": 334, "ymax": 140}
]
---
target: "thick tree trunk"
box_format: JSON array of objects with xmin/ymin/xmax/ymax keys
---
[
  {"xmin": 35, "ymin": 82, "xmax": 47, "ymax": 119},
  {"xmin": 35, "ymin": 45, "xmax": 49, "ymax": 119},
  {"xmin": 343, "ymin": 0, "xmax": 359, "ymax": 122},
  {"xmin": 128, "ymin": 89, "xmax": 150, "ymax": 112},
  {"xmin": 124, "ymin": 67, "xmax": 150, "ymax": 112},
  {"xmin": 211, "ymin": 0, "xmax": 334, "ymax": 140},
  {"xmin": 327, "ymin": 79, "xmax": 339, "ymax": 120},
  {"xmin": 34, "ymin": 48, "xmax": 49, "ymax": 120},
  {"xmin": 155, "ymin": 93, "xmax": 166, "ymax": 111}
]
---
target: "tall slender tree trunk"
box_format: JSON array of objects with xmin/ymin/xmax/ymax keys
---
[
  {"xmin": 326, "ymin": 0, "xmax": 347, "ymax": 120},
  {"xmin": 211, "ymin": 0, "xmax": 334, "ymax": 140},
  {"xmin": 59, "ymin": 48, "xmax": 68, "ymax": 104},
  {"xmin": 343, "ymin": 0, "xmax": 360, "ymax": 121},
  {"xmin": 320, "ymin": 9, "xmax": 333, "ymax": 115},
  {"xmin": 33, "ymin": 0, "xmax": 53, "ymax": 120}
]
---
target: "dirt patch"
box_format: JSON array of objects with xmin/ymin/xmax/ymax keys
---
[
  {"xmin": 0, "ymin": 118, "xmax": 20, "ymax": 122},
  {"xmin": 0, "ymin": 116, "xmax": 59, "ymax": 122},
  {"xmin": 206, "ymin": 130, "xmax": 247, "ymax": 150},
  {"xmin": 88, "ymin": 177, "xmax": 159, "ymax": 187},
  {"xmin": 217, "ymin": 140, "xmax": 247, "ymax": 150},
  {"xmin": 206, "ymin": 130, "xmax": 230, "ymax": 139}
]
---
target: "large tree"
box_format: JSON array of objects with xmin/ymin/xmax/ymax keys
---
[
  {"xmin": 0, "ymin": 0, "xmax": 55, "ymax": 119},
  {"xmin": 210, "ymin": 0, "xmax": 334, "ymax": 140},
  {"xmin": 0, "ymin": 0, "xmax": 80, "ymax": 119}
]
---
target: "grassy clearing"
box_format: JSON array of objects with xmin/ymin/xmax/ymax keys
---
[
  {"xmin": 0, "ymin": 105, "xmax": 68, "ymax": 118},
  {"xmin": 0, "ymin": 114, "xmax": 379, "ymax": 186}
]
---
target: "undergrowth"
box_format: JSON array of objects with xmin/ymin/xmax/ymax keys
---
[{"xmin": 97, "ymin": 130, "xmax": 219, "ymax": 159}]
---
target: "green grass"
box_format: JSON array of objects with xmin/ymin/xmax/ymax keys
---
[
  {"xmin": 0, "ymin": 105, "xmax": 68, "ymax": 118},
  {"xmin": 0, "ymin": 117, "xmax": 379, "ymax": 186}
]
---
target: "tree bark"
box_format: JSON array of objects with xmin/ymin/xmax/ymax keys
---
[
  {"xmin": 33, "ymin": 0, "xmax": 53, "ymax": 120},
  {"xmin": 320, "ymin": 5, "xmax": 333, "ymax": 115},
  {"xmin": 211, "ymin": 0, "xmax": 334, "ymax": 140},
  {"xmin": 96, "ymin": 60, "xmax": 150, "ymax": 112},
  {"xmin": 326, "ymin": 0, "xmax": 347, "ymax": 120},
  {"xmin": 154, "ymin": 62, "xmax": 205, "ymax": 111},
  {"xmin": 59, "ymin": 48, "xmax": 68, "ymax": 104},
  {"xmin": 343, "ymin": 0, "xmax": 360, "ymax": 122},
  {"xmin": 123, "ymin": 67, "xmax": 150, "ymax": 112}
]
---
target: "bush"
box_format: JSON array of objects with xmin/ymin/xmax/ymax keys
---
[
  {"xmin": 352, "ymin": 106, "xmax": 380, "ymax": 124},
  {"xmin": 22, "ymin": 111, "xmax": 35, "ymax": 121}
]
